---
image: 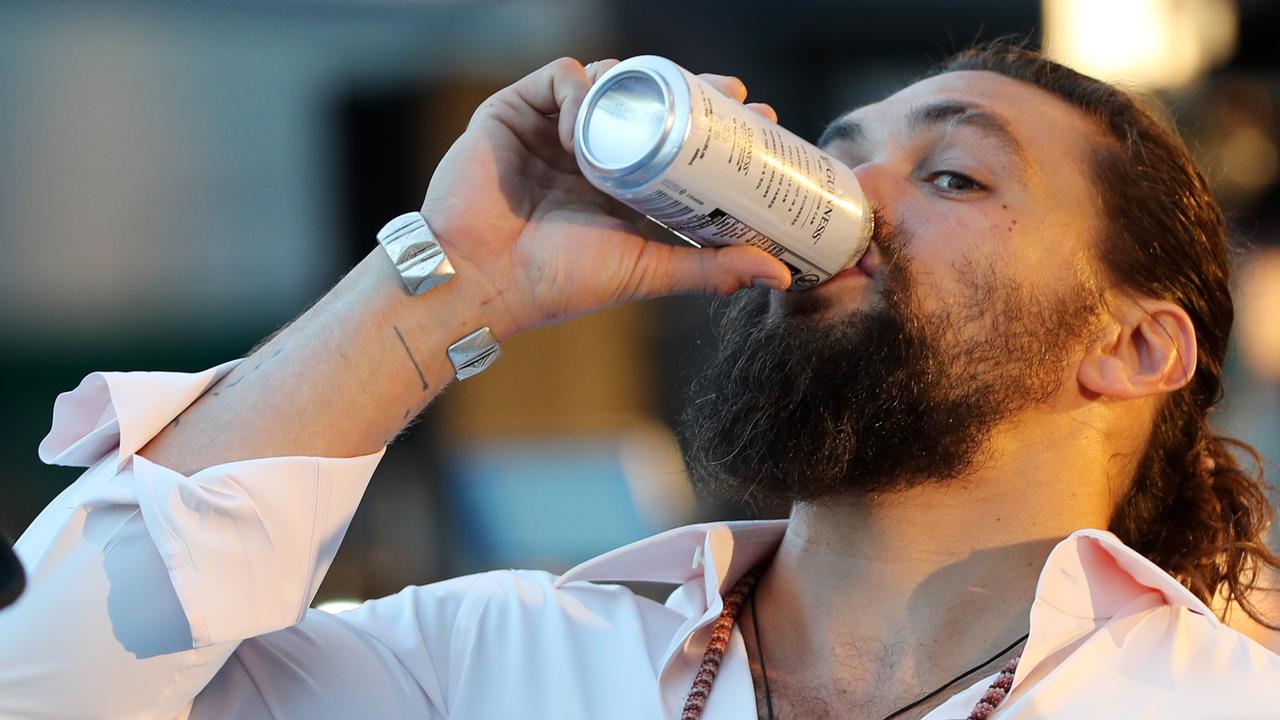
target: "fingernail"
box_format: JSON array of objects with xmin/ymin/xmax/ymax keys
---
[{"xmin": 752, "ymin": 277, "xmax": 784, "ymax": 291}]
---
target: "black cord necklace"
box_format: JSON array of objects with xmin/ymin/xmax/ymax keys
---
[{"xmin": 748, "ymin": 590, "xmax": 1029, "ymax": 720}]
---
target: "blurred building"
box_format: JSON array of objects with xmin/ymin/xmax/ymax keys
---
[{"xmin": 0, "ymin": 0, "xmax": 1276, "ymax": 607}]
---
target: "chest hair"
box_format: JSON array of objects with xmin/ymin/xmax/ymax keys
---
[
  {"xmin": 743, "ymin": 633, "xmax": 1001, "ymax": 720},
  {"xmin": 747, "ymin": 671, "xmax": 959, "ymax": 720}
]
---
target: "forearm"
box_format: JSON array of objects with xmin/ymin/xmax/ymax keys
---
[{"xmin": 140, "ymin": 247, "xmax": 505, "ymax": 474}]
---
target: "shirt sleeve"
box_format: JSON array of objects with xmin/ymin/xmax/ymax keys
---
[
  {"xmin": 0, "ymin": 363, "xmax": 387, "ymax": 720},
  {"xmin": 190, "ymin": 574, "xmax": 496, "ymax": 720}
]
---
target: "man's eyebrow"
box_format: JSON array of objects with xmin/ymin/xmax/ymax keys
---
[
  {"xmin": 818, "ymin": 101, "xmax": 1035, "ymax": 180},
  {"xmin": 907, "ymin": 100, "xmax": 1032, "ymax": 172},
  {"xmin": 817, "ymin": 116, "xmax": 865, "ymax": 147}
]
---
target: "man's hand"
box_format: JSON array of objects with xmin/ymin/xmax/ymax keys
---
[
  {"xmin": 421, "ymin": 58, "xmax": 792, "ymax": 341},
  {"xmin": 138, "ymin": 58, "xmax": 788, "ymax": 471}
]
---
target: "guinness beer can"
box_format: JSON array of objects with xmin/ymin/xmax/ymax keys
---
[{"xmin": 574, "ymin": 56, "xmax": 872, "ymax": 289}]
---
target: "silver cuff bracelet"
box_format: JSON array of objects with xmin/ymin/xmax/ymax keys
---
[
  {"xmin": 378, "ymin": 212, "xmax": 501, "ymax": 380},
  {"xmin": 376, "ymin": 211, "xmax": 456, "ymax": 295},
  {"xmin": 448, "ymin": 327, "xmax": 502, "ymax": 381}
]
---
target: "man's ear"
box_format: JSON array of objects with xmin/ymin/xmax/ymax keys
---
[{"xmin": 1079, "ymin": 296, "xmax": 1197, "ymax": 400}]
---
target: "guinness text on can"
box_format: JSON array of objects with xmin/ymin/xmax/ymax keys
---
[{"xmin": 574, "ymin": 56, "xmax": 873, "ymax": 290}]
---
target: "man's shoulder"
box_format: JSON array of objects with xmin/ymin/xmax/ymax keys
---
[
  {"xmin": 1142, "ymin": 607, "xmax": 1280, "ymax": 710},
  {"xmin": 474, "ymin": 569, "xmax": 680, "ymax": 623},
  {"xmin": 327, "ymin": 569, "xmax": 683, "ymax": 680},
  {"xmin": 1130, "ymin": 602, "xmax": 1280, "ymax": 681},
  {"xmin": 1015, "ymin": 602, "xmax": 1280, "ymax": 716},
  {"xmin": 344, "ymin": 568, "xmax": 676, "ymax": 631}
]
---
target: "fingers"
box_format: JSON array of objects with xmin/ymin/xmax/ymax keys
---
[
  {"xmin": 510, "ymin": 57, "xmax": 588, "ymax": 116},
  {"xmin": 635, "ymin": 243, "xmax": 793, "ymax": 299},
  {"xmin": 506, "ymin": 57, "xmax": 593, "ymax": 154},
  {"xmin": 747, "ymin": 102, "xmax": 778, "ymax": 123},
  {"xmin": 583, "ymin": 59, "xmax": 619, "ymax": 83},
  {"xmin": 698, "ymin": 73, "xmax": 777, "ymax": 123},
  {"xmin": 699, "ymin": 73, "xmax": 748, "ymax": 102},
  {"xmin": 500, "ymin": 63, "xmax": 776, "ymax": 156}
]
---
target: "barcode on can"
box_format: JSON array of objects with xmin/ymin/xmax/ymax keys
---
[
  {"xmin": 702, "ymin": 209, "xmax": 782, "ymax": 256},
  {"xmin": 744, "ymin": 233, "xmax": 787, "ymax": 259},
  {"xmin": 630, "ymin": 189, "xmax": 830, "ymax": 284},
  {"xmin": 632, "ymin": 189, "xmax": 697, "ymax": 224}
]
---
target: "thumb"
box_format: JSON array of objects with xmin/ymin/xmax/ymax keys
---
[{"xmin": 636, "ymin": 243, "xmax": 793, "ymax": 299}]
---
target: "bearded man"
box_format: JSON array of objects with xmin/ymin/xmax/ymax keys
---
[{"xmin": 1, "ymin": 43, "xmax": 1277, "ymax": 719}]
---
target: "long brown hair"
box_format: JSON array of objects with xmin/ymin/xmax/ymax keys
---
[{"xmin": 935, "ymin": 41, "xmax": 1278, "ymax": 628}]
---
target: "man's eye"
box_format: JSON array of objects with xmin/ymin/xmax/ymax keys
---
[{"xmin": 928, "ymin": 171, "xmax": 983, "ymax": 193}]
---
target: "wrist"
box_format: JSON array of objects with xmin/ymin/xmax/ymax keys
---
[
  {"xmin": 374, "ymin": 209, "xmax": 521, "ymax": 385},
  {"xmin": 427, "ymin": 254, "xmax": 520, "ymax": 344},
  {"xmin": 347, "ymin": 248, "xmax": 505, "ymax": 400},
  {"xmin": 413, "ymin": 204, "xmax": 525, "ymax": 345},
  {"xmin": 402, "ymin": 271, "xmax": 511, "ymax": 391}
]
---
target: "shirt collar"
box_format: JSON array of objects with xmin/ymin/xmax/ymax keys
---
[
  {"xmin": 559, "ymin": 522, "xmax": 1212, "ymax": 616},
  {"xmin": 1031, "ymin": 528, "xmax": 1216, "ymax": 621},
  {"xmin": 556, "ymin": 519, "xmax": 788, "ymax": 601},
  {"xmin": 1012, "ymin": 527, "xmax": 1219, "ymax": 689},
  {"xmin": 557, "ymin": 519, "xmax": 790, "ymax": 683},
  {"xmin": 556, "ymin": 520, "xmax": 1218, "ymax": 688}
]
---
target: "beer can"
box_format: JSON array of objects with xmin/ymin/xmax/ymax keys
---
[{"xmin": 574, "ymin": 56, "xmax": 872, "ymax": 290}]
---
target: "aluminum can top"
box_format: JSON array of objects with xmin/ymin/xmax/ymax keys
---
[{"xmin": 575, "ymin": 57, "xmax": 690, "ymax": 193}]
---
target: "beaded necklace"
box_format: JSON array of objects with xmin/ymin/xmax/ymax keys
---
[{"xmin": 681, "ymin": 569, "xmax": 1023, "ymax": 720}]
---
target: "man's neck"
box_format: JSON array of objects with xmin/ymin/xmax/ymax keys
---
[{"xmin": 745, "ymin": 423, "xmax": 1120, "ymax": 715}]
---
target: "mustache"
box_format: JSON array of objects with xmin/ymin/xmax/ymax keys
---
[
  {"xmin": 867, "ymin": 205, "xmax": 908, "ymax": 270},
  {"xmin": 861, "ymin": 206, "xmax": 914, "ymax": 310}
]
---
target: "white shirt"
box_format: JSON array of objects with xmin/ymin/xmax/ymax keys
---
[{"xmin": 1, "ymin": 361, "xmax": 1277, "ymax": 719}]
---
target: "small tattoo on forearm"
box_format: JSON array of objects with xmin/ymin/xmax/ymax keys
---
[
  {"xmin": 219, "ymin": 344, "xmax": 283, "ymax": 397},
  {"xmin": 387, "ymin": 407, "xmax": 423, "ymax": 446},
  {"xmin": 393, "ymin": 325, "xmax": 430, "ymax": 392}
]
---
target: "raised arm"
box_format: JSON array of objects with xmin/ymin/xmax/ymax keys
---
[
  {"xmin": 0, "ymin": 58, "xmax": 788, "ymax": 719},
  {"xmin": 140, "ymin": 58, "xmax": 790, "ymax": 474}
]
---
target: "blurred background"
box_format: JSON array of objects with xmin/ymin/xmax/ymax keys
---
[{"xmin": 1, "ymin": 0, "xmax": 1277, "ymax": 609}]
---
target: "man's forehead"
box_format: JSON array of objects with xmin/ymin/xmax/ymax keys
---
[
  {"xmin": 842, "ymin": 71, "xmax": 1052, "ymax": 124},
  {"xmin": 827, "ymin": 70, "xmax": 1100, "ymax": 161}
]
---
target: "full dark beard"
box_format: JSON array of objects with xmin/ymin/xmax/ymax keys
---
[{"xmin": 676, "ymin": 226, "xmax": 1102, "ymax": 507}]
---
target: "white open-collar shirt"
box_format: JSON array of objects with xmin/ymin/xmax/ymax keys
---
[{"xmin": 1, "ymin": 361, "xmax": 1277, "ymax": 719}]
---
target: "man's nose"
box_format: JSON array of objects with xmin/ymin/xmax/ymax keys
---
[{"xmin": 850, "ymin": 162, "xmax": 896, "ymax": 215}]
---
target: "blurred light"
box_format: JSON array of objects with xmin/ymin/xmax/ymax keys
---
[
  {"xmin": 1221, "ymin": 126, "xmax": 1280, "ymax": 192},
  {"xmin": 315, "ymin": 598, "xmax": 365, "ymax": 614},
  {"xmin": 1237, "ymin": 248, "xmax": 1280, "ymax": 382},
  {"xmin": 1043, "ymin": 0, "xmax": 1238, "ymax": 89}
]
